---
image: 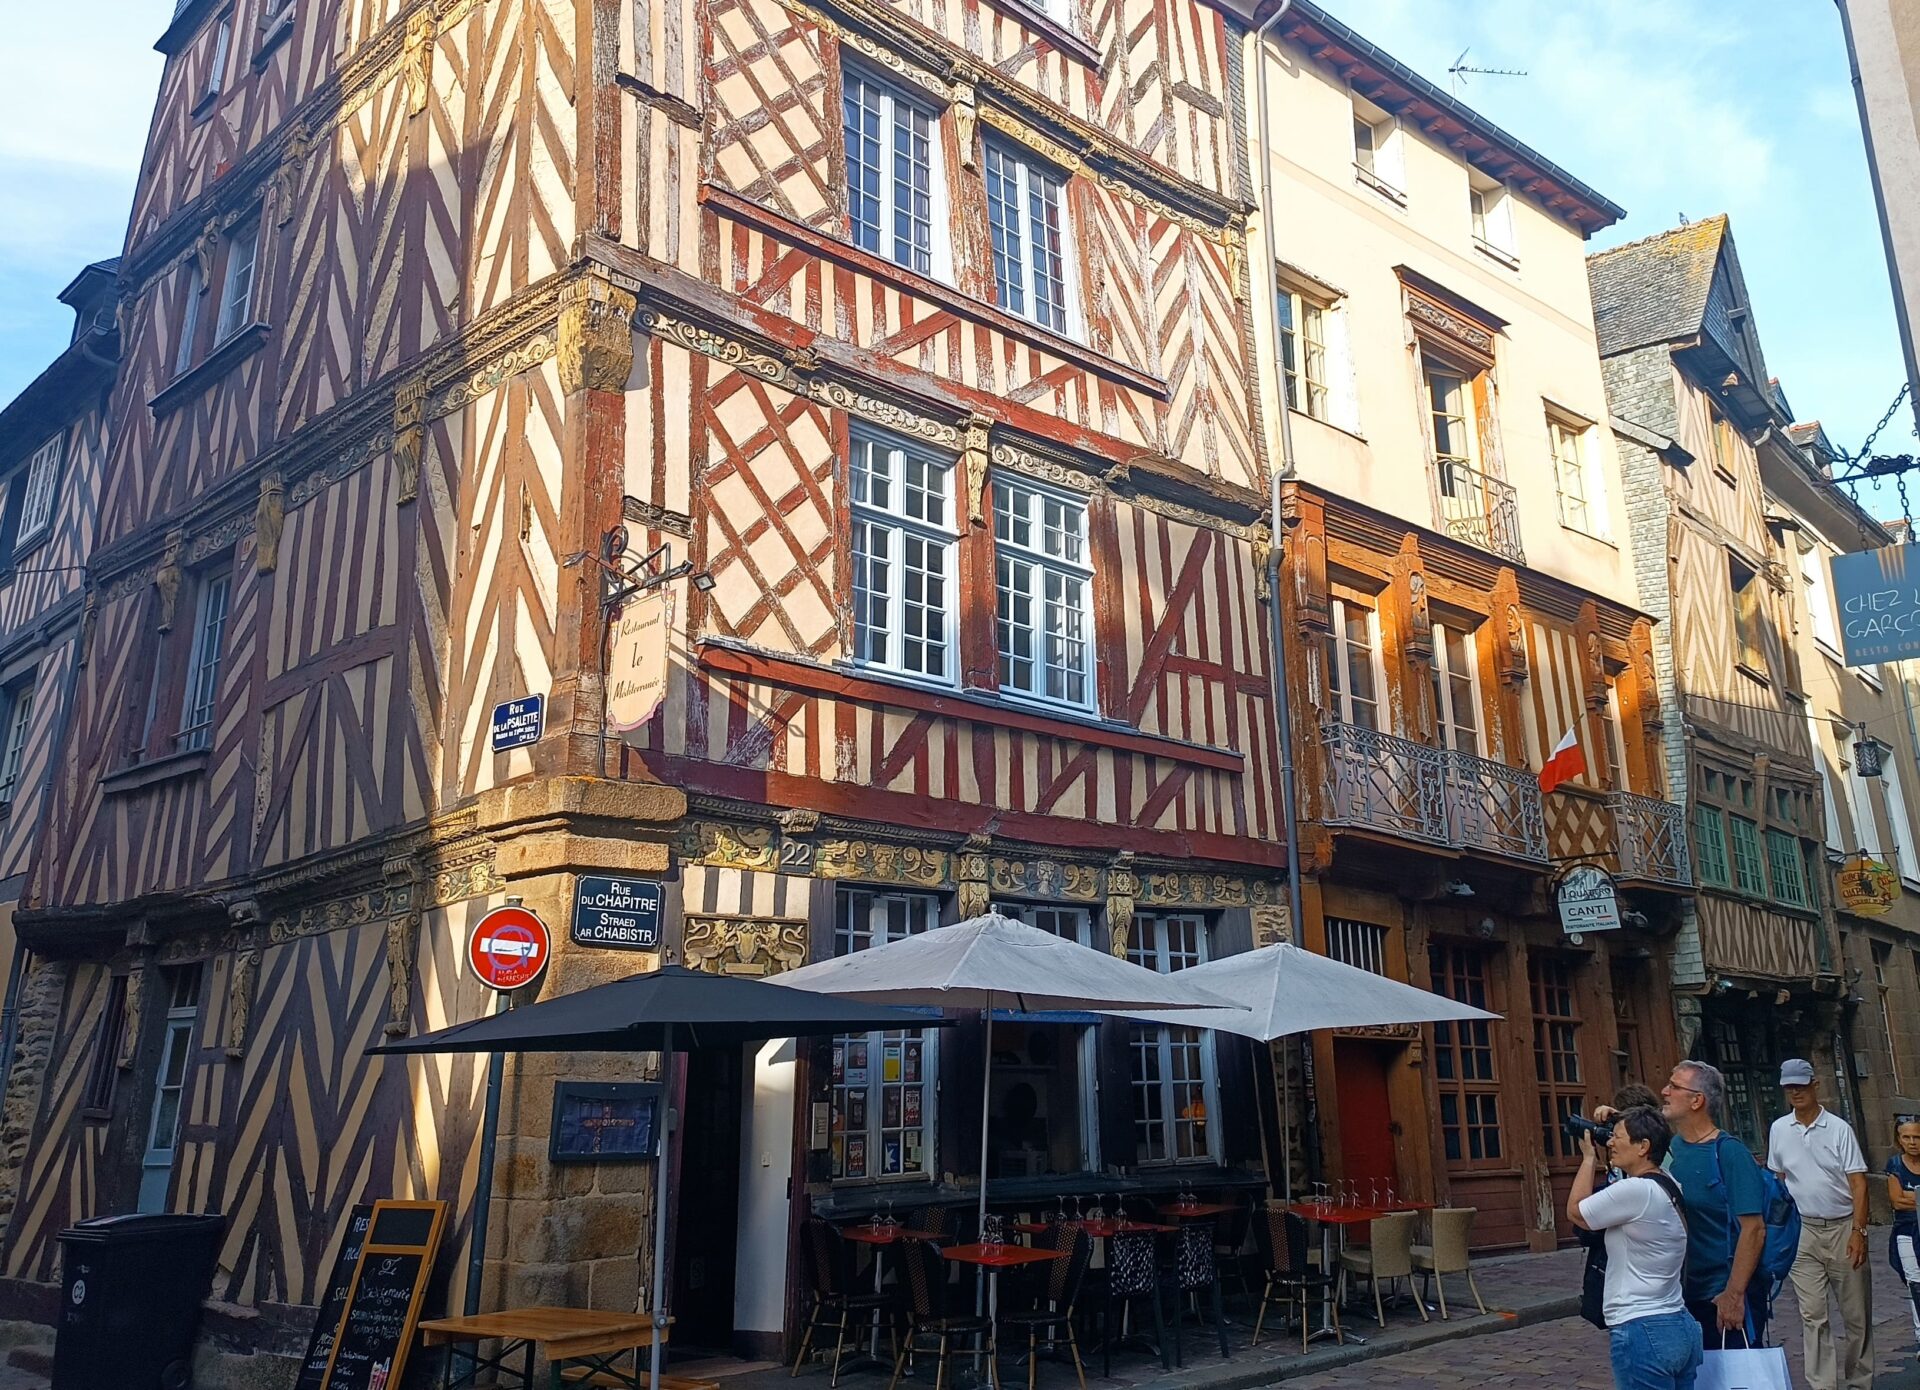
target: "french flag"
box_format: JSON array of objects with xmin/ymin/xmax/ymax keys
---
[{"xmin": 1539, "ymin": 726, "xmax": 1587, "ymax": 795}]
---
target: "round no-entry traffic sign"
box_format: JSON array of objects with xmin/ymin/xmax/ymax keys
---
[{"xmin": 468, "ymin": 904, "xmax": 551, "ymax": 991}]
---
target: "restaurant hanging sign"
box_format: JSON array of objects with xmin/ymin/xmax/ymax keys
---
[
  {"xmin": 1836, "ymin": 854, "xmax": 1899, "ymax": 917},
  {"xmin": 607, "ymin": 587, "xmax": 674, "ymax": 737},
  {"xmin": 1829, "ymin": 543, "xmax": 1920, "ymax": 666},
  {"xmin": 1556, "ymin": 863, "xmax": 1621, "ymax": 938}
]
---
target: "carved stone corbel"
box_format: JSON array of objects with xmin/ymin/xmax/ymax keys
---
[
  {"xmin": 962, "ymin": 414, "xmax": 993, "ymax": 526},
  {"xmin": 556, "ymin": 274, "xmax": 639, "ymax": 394},
  {"xmin": 403, "ymin": 10, "xmax": 435, "ymax": 116},
  {"xmin": 1105, "ymin": 853, "xmax": 1138, "ymax": 959},
  {"xmin": 952, "ymin": 84, "xmax": 978, "ymax": 169},
  {"xmin": 392, "ymin": 375, "xmax": 429, "ymax": 505},
  {"xmin": 271, "ymin": 121, "xmax": 312, "ymax": 227},
  {"xmin": 1222, "ymin": 222, "xmax": 1246, "ymax": 298},
  {"xmin": 956, "ymin": 834, "xmax": 991, "ymax": 919},
  {"xmin": 1249, "ymin": 522, "xmax": 1274, "ymax": 602},
  {"xmin": 255, "ymin": 472, "xmax": 285, "ymax": 573},
  {"xmin": 154, "ymin": 530, "xmax": 186, "ymax": 632},
  {"xmin": 116, "ymin": 967, "xmax": 145, "ymax": 1071},
  {"xmin": 225, "ymin": 899, "xmax": 261, "ymax": 1060},
  {"xmin": 382, "ymin": 857, "xmax": 421, "ymax": 1036},
  {"xmin": 192, "ymin": 223, "xmax": 220, "ymax": 284}
]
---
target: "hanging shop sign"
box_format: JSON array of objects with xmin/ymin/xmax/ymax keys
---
[
  {"xmin": 606, "ymin": 588, "xmax": 675, "ymax": 736},
  {"xmin": 489, "ymin": 694, "xmax": 545, "ymax": 753},
  {"xmin": 468, "ymin": 904, "xmax": 552, "ymax": 991},
  {"xmin": 1829, "ymin": 543, "xmax": 1920, "ymax": 666},
  {"xmin": 571, "ymin": 875, "xmax": 663, "ymax": 950},
  {"xmin": 1836, "ymin": 855, "xmax": 1899, "ymax": 917},
  {"xmin": 1556, "ymin": 863, "xmax": 1621, "ymax": 937}
]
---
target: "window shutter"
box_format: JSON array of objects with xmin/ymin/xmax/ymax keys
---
[
  {"xmin": 1327, "ymin": 304, "xmax": 1360, "ymax": 434},
  {"xmin": 1377, "ymin": 121, "xmax": 1407, "ymax": 191}
]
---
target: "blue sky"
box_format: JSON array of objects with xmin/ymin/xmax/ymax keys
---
[{"xmin": 0, "ymin": 1, "xmax": 1907, "ymax": 466}]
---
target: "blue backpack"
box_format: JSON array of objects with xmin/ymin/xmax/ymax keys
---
[{"xmin": 1705, "ymin": 1133, "xmax": 1800, "ymax": 1287}]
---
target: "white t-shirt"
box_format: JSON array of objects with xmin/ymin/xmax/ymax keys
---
[
  {"xmin": 1766, "ymin": 1108, "xmax": 1866, "ymax": 1219},
  {"xmin": 1578, "ymin": 1174, "xmax": 1688, "ymax": 1326}
]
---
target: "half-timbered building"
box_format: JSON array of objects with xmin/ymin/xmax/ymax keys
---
[
  {"xmin": 0, "ymin": 0, "xmax": 1281, "ymax": 1370},
  {"xmin": 1592, "ymin": 217, "xmax": 1846, "ymax": 1153},
  {"xmin": 1236, "ymin": 1, "xmax": 1690, "ymax": 1252},
  {"xmin": 0, "ymin": 261, "xmax": 120, "ymax": 1244}
]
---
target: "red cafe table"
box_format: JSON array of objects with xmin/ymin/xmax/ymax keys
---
[
  {"xmin": 1285, "ymin": 1201, "xmax": 1429, "ymax": 1343},
  {"xmin": 941, "ymin": 1242, "xmax": 1067, "ymax": 1378},
  {"xmin": 837, "ymin": 1223, "xmax": 945, "ymax": 1363}
]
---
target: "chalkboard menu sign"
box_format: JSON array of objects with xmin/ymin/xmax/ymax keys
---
[
  {"xmin": 318, "ymin": 1200, "xmax": 447, "ymax": 1390},
  {"xmin": 295, "ymin": 1204, "xmax": 373, "ymax": 1390}
]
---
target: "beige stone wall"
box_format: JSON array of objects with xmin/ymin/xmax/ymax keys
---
[{"xmin": 1842, "ymin": 0, "xmax": 1920, "ymax": 413}]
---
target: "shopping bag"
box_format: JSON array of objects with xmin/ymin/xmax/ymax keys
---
[{"xmin": 1695, "ymin": 1344, "xmax": 1793, "ymax": 1390}]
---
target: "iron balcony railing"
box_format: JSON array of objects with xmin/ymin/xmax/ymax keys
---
[
  {"xmin": 1434, "ymin": 457, "xmax": 1525, "ymax": 564},
  {"xmin": 1319, "ymin": 720, "xmax": 1548, "ymax": 862},
  {"xmin": 1610, "ymin": 790, "xmax": 1694, "ymax": 886}
]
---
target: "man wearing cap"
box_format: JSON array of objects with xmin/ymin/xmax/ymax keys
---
[{"xmin": 1767, "ymin": 1059, "xmax": 1872, "ymax": 1390}]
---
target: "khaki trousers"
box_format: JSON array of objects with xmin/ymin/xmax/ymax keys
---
[{"xmin": 1788, "ymin": 1215, "xmax": 1873, "ymax": 1390}]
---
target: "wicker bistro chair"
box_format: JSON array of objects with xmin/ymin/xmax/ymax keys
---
[
  {"xmin": 996, "ymin": 1225, "xmax": 1093, "ymax": 1390},
  {"xmin": 1336, "ymin": 1210, "xmax": 1427, "ymax": 1330},
  {"xmin": 1103, "ymin": 1228, "xmax": 1172, "ymax": 1372},
  {"xmin": 1251, "ymin": 1208, "xmax": 1341, "ymax": 1352},
  {"xmin": 792, "ymin": 1219, "xmax": 903, "ymax": 1385},
  {"xmin": 887, "ymin": 1239, "xmax": 999, "ymax": 1390},
  {"xmin": 1410, "ymin": 1207, "xmax": 1487, "ymax": 1320},
  {"xmin": 1159, "ymin": 1222, "xmax": 1230, "ymax": 1364}
]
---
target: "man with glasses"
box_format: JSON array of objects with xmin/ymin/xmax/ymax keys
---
[
  {"xmin": 1661, "ymin": 1060, "xmax": 1769, "ymax": 1348},
  {"xmin": 1767, "ymin": 1059, "xmax": 1872, "ymax": 1390}
]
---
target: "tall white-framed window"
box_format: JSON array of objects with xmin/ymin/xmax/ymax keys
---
[
  {"xmin": 831, "ymin": 889, "xmax": 939, "ymax": 1180},
  {"xmin": 1469, "ymin": 176, "xmax": 1517, "ymax": 262},
  {"xmin": 1351, "ymin": 98, "xmax": 1405, "ymax": 199},
  {"xmin": 841, "ymin": 67, "xmax": 948, "ymax": 281},
  {"xmin": 214, "ymin": 217, "xmax": 260, "ymax": 345},
  {"xmin": 137, "ymin": 965, "xmax": 202, "ymax": 1213},
  {"xmin": 178, "ymin": 572, "xmax": 232, "ymax": 753},
  {"xmin": 1430, "ymin": 622, "xmax": 1482, "ymax": 755},
  {"xmin": 0, "ymin": 681, "xmax": 35, "ymax": 806},
  {"xmin": 989, "ymin": 902, "xmax": 1100, "ymax": 1174},
  {"xmin": 1603, "ymin": 682, "xmax": 1629, "ymax": 791},
  {"xmin": 994, "ymin": 476, "xmax": 1095, "ymax": 710},
  {"xmin": 1550, "ymin": 415, "xmax": 1608, "ymax": 539},
  {"xmin": 1809, "ymin": 710, "xmax": 1844, "ymax": 853},
  {"xmin": 202, "ymin": 17, "xmax": 232, "ymax": 105},
  {"xmin": 850, "ymin": 430, "xmax": 957, "ymax": 683},
  {"xmin": 15, "ymin": 434, "xmax": 63, "ymax": 551},
  {"xmin": 1277, "ymin": 288, "xmax": 1329, "ymax": 421},
  {"xmin": 983, "ymin": 139, "xmax": 1077, "ymax": 336},
  {"xmin": 1325, "ymin": 595, "xmax": 1384, "ymax": 730},
  {"xmin": 1127, "ymin": 913, "xmax": 1220, "ymax": 1165},
  {"xmin": 1800, "ymin": 540, "xmax": 1842, "ymax": 653},
  {"xmin": 175, "ymin": 263, "xmax": 205, "ymax": 376},
  {"xmin": 1428, "ymin": 367, "xmax": 1478, "ymax": 472}
]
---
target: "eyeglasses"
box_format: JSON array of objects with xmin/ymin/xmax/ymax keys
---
[{"xmin": 1664, "ymin": 1082, "xmax": 1702, "ymax": 1095}]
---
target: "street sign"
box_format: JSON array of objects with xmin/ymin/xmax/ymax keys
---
[
  {"xmin": 490, "ymin": 695, "xmax": 545, "ymax": 753},
  {"xmin": 1830, "ymin": 543, "xmax": 1920, "ymax": 666},
  {"xmin": 571, "ymin": 875, "xmax": 664, "ymax": 950},
  {"xmin": 1556, "ymin": 864, "xmax": 1621, "ymax": 936},
  {"xmin": 468, "ymin": 904, "xmax": 552, "ymax": 991}
]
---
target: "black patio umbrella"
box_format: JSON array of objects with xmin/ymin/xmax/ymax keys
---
[{"xmin": 368, "ymin": 964, "xmax": 944, "ymax": 1390}]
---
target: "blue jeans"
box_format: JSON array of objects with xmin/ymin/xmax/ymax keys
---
[{"xmin": 1609, "ymin": 1311, "xmax": 1704, "ymax": 1390}]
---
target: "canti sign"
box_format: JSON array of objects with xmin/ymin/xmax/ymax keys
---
[{"xmin": 1831, "ymin": 543, "xmax": 1920, "ymax": 666}]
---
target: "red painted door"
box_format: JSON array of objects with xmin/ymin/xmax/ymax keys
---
[{"xmin": 1333, "ymin": 1041, "xmax": 1396, "ymax": 1194}]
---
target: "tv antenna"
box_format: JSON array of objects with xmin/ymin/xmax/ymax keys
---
[{"xmin": 1448, "ymin": 48, "xmax": 1529, "ymax": 97}]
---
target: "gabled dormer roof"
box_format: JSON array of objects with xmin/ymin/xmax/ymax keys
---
[{"xmin": 1587, "ymin": 216, "xmax": 1782, "ymax": 426}]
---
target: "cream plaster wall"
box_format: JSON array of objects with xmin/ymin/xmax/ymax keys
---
[{"xmin": 1244, "ymin": 33, "xmax": 1640, "ymax": 609}]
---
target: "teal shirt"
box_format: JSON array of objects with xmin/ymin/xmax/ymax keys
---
[{"xmin": 1666, "ymin": 1132, "xmax": 1765, "ymax": 1302}]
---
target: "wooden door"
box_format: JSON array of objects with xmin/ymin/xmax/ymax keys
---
[{"xmin": 1332, "ymin": 1041, "xmax": 1396, "ymax": 1198}]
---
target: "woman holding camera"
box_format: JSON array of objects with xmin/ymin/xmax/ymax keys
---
[{"xmin": 1569, "ymin": 1106, "xmax": 1700, "ymax": 1390}]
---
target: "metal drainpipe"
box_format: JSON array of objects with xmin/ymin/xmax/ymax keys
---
[{"xmin": 1250, "ymin": 0, "xmax": 1318, "ymax": 1187}]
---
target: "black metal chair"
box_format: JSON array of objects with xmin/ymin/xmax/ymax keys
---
[
  {"xmin": 996, "ymin": 1225, "xmax": 1092, "ymax": 1390},
  {"xmin": 1251, "ymin": 1207, "xmax": 1341, "ymax": 1352},
  {"xmin": 887, "ymin": 1238, "xmax": 998, "ymax": 1390},
  {"xmin": 1102, "ymin": 1227, "xmax": 1170, "ymax": 1373},
  {"xmin": 792, "ymin": 1219, "xmax": 901, "ymax": 1385},
  {"xmin": 1211, "ymin": 1200, "xmax": 1256, "ymax": 1302},
  {"xmin": 1162, "ymin": 1221, "xmax": 1230, "ymax": 1363}
]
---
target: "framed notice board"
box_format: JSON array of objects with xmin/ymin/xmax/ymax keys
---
[
  {"xmin": 318, "ymin": 1199, "xmax": 448, "ymax": 1390},
  {"xmin": 550, "ymin": 1081, "xmax": 660, "ymax": 1163},
  {"xmin": 294, "ymin": 1204, "xmax": 374, "ymax": 1390}
]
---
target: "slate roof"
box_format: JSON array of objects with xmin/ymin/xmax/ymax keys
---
[{"xmin": 1585, "ymin": 216, "xmax": 1729, "ymax": 358}]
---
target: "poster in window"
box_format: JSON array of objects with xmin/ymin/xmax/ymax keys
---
[
  {"xmin": 883, "ymin": 1088, "xmax": 900, "ymax": 1129},
  {"xmin": 846, "ymin": 1042, "xmax": 869, "ymax": 1085},
  {"xmin": 902, "ymin": 1087, "xmax": 921, "ymax": 1126},
  {"xmin": 846, "ymin": 1136, "xmax": 867, "ymax": 1177},
  {"xmin": 832, "ymin": 1045, "xmax": 844, "ymax": 1084},
  {"xmin": 905, "ymin": 1135, "xmax": 921, "ymax": 1169},
  {"xmin": 848, "ymin": 1093, "xmax": 866, "ymax": 1129},
  {"xmin": 904, "ymin": 1043, "xmax": 921, "ymax": 1083},
  {"xmin": 830, "ymin": 1136, "xmax": 844, "ymax": 1172},
  {"xmin": 884, "ymin": 1139, "xmax": 902, "ymax": 1174},
  {"xmin": 883, "ymin": 1044, "xmax": 901, "ymax": 1083}
]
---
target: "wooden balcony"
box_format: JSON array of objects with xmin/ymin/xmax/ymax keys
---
[
  {"xmin": 1434, "ymin": 458, "xmax": 1525, "ymax": 565},
  {"xmin": 1319, "ymin": 720, "xmax": 1547, "ymax": 863},
  {"xmin": 1609, "ymin": 790, "xmax": 1693, "ymax": 887}
]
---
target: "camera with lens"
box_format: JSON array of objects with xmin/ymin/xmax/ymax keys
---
[{"xmin": 1562, "ymin": 1113, "xmax": 1613, "ymax": 1149}]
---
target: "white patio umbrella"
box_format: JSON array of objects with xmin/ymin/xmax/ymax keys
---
[
  {"xmin": 770, "ymin": 912, "xmax": 1243, "ymax": 1243},
  {"xmin": 1118, "ymin": 941, "xmax": 1501, "ymax": 1197}
]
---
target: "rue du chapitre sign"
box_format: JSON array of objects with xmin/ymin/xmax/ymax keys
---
[
  {"xmin": 572, "ymin": 875, "xmax": 664, "ymax": 949},
  {"xmin": 1830, "ymin": 543, "xmax": 1920, "ymax": 666}
]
